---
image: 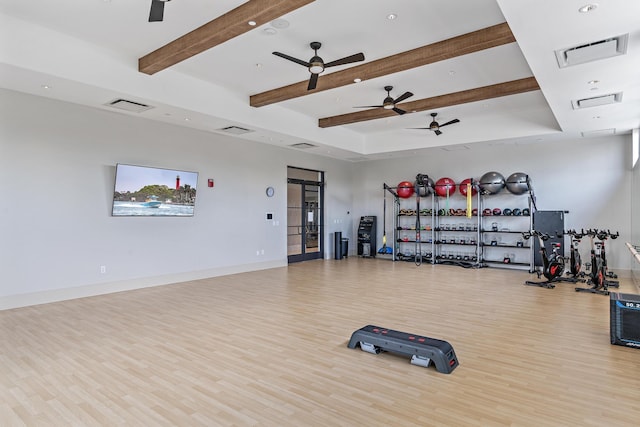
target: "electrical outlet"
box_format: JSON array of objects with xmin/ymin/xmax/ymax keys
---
[{"xmin": 100, "ymin": 265, "xmax": 106, "ymax": 274}]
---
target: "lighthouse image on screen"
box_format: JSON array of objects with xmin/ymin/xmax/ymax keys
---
[{"xmin": 111, "ymin": 164, "xmax": 198, "ymax": 217}]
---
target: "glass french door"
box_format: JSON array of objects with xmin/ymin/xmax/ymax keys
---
[{"xmin": 287, "ymin": 168, "xmax": 324, "ymax": 263}]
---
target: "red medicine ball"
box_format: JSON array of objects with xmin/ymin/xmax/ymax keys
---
[
  {"xmin": 435, "ymin": 177, "xmax": 456, "ymax": 197},
  {"xmin": 397, "ymin": 181, "xmax": 415, "ymax": 198},
  {"xmin": 459, "ymin": 178, "xmax": 478, "ymax": 197}
]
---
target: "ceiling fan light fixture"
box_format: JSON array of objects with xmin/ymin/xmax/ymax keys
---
[
  {"xmin": 382, "ymin": 96, "xmax": 394, "ymax": 109},
  {"xmin": 309, "ymin": 62, "xmax": 324, "ymax": 74}
]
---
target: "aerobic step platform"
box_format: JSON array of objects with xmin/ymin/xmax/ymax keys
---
[{"xmin": 348, "ymin": 325, "xmax": 458, "ymax": 374}]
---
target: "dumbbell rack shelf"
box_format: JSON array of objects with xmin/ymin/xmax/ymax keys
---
[{"xmin": 386, "ymin": 182, "xmax": 535, "ymax": 271}]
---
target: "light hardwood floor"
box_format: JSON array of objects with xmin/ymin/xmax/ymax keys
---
[{"xmin": 2, "ymin": 259, "xmax": 639, "ymax": 426}]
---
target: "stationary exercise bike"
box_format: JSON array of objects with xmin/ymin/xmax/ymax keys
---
[
  {"xmin": 522, "ymin": 230, "xmax": 565, "ymax": 289},
  {"xmin": 557, "ymin": 229, "xmax": 586, "ymax": 283},
  {"xmin": 575, "ymin": 229, "xmax": 619, "ymax": 295},
  {"xmin": 598, "ymin": 229, "xmax": 619, "ymax": 282}
]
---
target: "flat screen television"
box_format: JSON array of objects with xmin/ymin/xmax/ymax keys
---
[
  {"xmin": 610, "ymin": 292, "xmax": 640, "ymax": 348},
  {"xmin": 112, "ymin": 163, "xmax": 198, "ymax": 217}
]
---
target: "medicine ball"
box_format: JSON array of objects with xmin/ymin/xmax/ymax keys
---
[
  {"xmin": 492, "ymin": 208, "xmax": 502, "ymax": 216},
  {"xmin": 479, "ymin": 171, "xmax": 505, "ymax": 195},
  {"xmin": 435, "ymin": 177, "xmax": 456, "ymax": 197},
  {"xmin": 472, "ymin": 208, "xmax": 478, "ymax": 216},
  {"xmin": 397, "ymin": 181, "xmax": 415, "ymax": 198},
  {"xmin": 483, "ymin": 208, "xmax": 492, "ymax": 216},
  {"xmin": 414, "ymin": 175, "xmax": 435, "ymax": 197},
  {"xmin": 459, "ymin": 178, "xmax": 478, "ymax": 197},
  {"xmin": 503, "ymin": 208, "xmax": 513, "ymax": 216},
  {"xmin": 512, "ymin": 208, "xmax": 522, "ymax": 216},
  {"xmin": 522, "ymin": 208, "xmax": 530, "ymax": 216},
  {"xmin": 506, "ymin": 172, "xmax": 530, "ymax": 195}
]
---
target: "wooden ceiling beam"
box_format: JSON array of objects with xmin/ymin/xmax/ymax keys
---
[
  {"xmin": 250, "ymin": 22, "xmax": 515, "ymax": 108},
  {"xmin": 318, "ymin": 77, "xmax": 540, "ymax": 128},
  {"xmin": 139, "ymin": 0, "xmax": 315, "ymax": 75}
]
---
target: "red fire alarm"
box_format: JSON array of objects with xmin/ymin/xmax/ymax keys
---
[{"xmin": 208, "ymin": 179, "xmax": 214, "ymax": 188}]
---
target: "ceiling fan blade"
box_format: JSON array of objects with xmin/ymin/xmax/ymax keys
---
[
  {"xmin": 434, "ymin": 129, "xmax": 443, "ymax": 136},
  {"xmin": 439, "ymin": 119, "xmax": 460, "ymax": 127},
  {"xmin": 393, "ymin": 91, "xmax": 414, "ymax": 104},
  {"xmin": 272, "ymin": 52, "xmax": 311, "ymax": 68},
  {"xmin": 149, "ymin": 0, "xmax": 166, "ymax": 22},
  {"xmin": 307, "ymin": 73, "xmax": 319, "ymax": 90},
  {"xmin": 354, "ymin": 105, "xmax": 384, "ymax": 109},
  {"xmin": 407, "ymin": 127, "xmax": 431, "ymax": 130},
  {"xmin": 392, "ymin": 107, "xmax": 406, "ymax": 115},
  {"xmin": 324, "ymin": 52, "xmax": 365, "ymax": 68}
]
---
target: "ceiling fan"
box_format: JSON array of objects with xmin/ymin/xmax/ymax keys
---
[
  {"xmin": 149, "ymin": 0, "xmax": 171, "ymax": 22},
  {"xmin": 354, "ymin": 86, "xmax": 414, "ymax": 115},
  {"xmin": 410, "ymin": 112, "xmax": 460, "ymax": 135},
  {"xmin": 273, "ymin": 42, "xmax": 365, "ymax": 91}
]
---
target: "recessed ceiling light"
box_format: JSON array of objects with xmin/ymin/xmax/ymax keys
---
[
  {"xmin": 387, "ymin": 13, "xmax": 397, "ymax": 20},
  {"xmin": 41, "ymin": 84, "xmax": 51, "ymax": 89},
  {"xmin": 353, "ymin": 78, "xmax": 362, "ymax": 83},
  {"xmin": 587, "ymin": 79, "xmax": 599, "ymax": 85},
  {"xmin": 262, "ymin": 27, "xmax": 277, "ymax": 35},
  {"xmin": 448, "ymin": 70, "xmax": 456, "ymax": 76},
  {"xmin": 184, "ymin": 117, "xmax": 191, "ymax": 121},
  {"xmin": 271, "ymin": 19, "xmax": 289, "ymax": 29},
  {"xmin": 248, "ymin": 20, "xmax": 257, "ymax": 26},
  {"xmin": 579, "ymin": 4, "xmax": 598, "ymax": 13}
]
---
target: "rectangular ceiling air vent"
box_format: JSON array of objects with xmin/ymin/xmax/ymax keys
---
[
  {"xmin": 581, "ymin": 129, "xmax": 616, "ymax": 138},
  {"xmin": 290, "ymin": 142, "xmax": 316, "ymax": 149},
  {"xmin": 440, "ymin": 145, "xmax": 470, "ymax": 152},
  {"xmin": 572, "ymin": 92, "xmax": 622, "ymax": 109},
  {"xmin": 105, "ymin": 98, "xmax": 154, "ymax": 113},
  {"xmin": 218, "ymin": 126, "xmax": 253, "ymax": 135},
  {"xmin": 555, "ymin": 34, "xmax": 628, "ymax": 68}
]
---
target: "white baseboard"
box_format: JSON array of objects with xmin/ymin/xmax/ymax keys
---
[{"xmin": 0, "ymin": 260, "xmax": 286, "ymax": 311}]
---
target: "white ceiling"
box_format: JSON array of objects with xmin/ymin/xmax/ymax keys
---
[{"xmin": 1, "ymin": 0, "xmax": 639, "ymax": 161}]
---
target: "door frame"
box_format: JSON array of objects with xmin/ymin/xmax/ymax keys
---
[{"xmin": 287, "ymin": 169, "xmax": 324, "ymax": 264}]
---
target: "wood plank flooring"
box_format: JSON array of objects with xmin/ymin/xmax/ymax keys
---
[{"xmin": 1, "ymin": 259, "xmax": 639, "ymax": 426}]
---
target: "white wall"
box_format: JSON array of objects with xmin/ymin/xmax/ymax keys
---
[
  {"xmin": 2, "ymin": 89, "xmax": 634, "ymax": 309},
  {"xmin": 632, "ymin": 151, "xmax": 640, "ymax": 288},
  {"xmin": 0, "ymin": 89, "xmax": 354, "ymax": 308},
  {"xmin": 352, "ymin": 135, "xmax": 633, "ymax": 272}
]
